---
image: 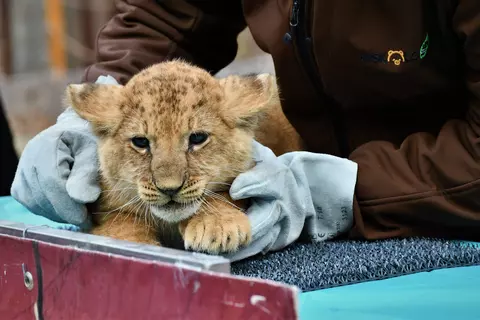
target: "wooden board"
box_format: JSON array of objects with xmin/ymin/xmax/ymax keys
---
[{"xmin": 0, "ymin": 229, "xmax": 299, "ymax": 319}]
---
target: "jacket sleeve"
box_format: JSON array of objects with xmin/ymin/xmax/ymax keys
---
[
  {"xmin": 82, "ymin": 0, "xmax": 246, "ymax": 84},
  {"xmin": 348, "ymin": 0, "xmax": 480, "ymax": 241}
]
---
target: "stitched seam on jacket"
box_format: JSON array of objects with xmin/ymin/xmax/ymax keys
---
[{"xmin": 358, "ymin": 178, "xmax": 480, "ymax": 207}]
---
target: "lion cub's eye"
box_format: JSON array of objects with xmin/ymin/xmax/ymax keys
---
[
  {"xmin": 131, "ymin": 137, "xmax": 150, "ymax": 149},
  {"xmin": 188, "ymin": 132, "xmax": 209, "ymax": 146}
]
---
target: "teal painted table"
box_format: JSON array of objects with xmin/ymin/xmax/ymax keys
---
[{"xmin": 299, "ymin": 266, "xmax": 480, "ymax": 319}]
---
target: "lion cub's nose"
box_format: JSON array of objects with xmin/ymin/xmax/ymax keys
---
[
  {"xmin": 154, "ymin": 176, "xmax": 185, "ymax": 197},
  {"xmin": 158, "ymin": 187, "xmax": 182, "ymax": 197}
]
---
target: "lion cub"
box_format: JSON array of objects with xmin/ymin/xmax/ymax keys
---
[{"xmin": 66, "ymin": 60, "xmax": 302, "ymax": 254}]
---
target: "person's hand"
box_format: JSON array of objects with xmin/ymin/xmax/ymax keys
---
[
  {"xmin": 10, "ymin": 75, "xmax": 119, "ymax": 229},
  {"xmin": 226, "ymin": 140, "xmax": 358, "ymax": 262}
]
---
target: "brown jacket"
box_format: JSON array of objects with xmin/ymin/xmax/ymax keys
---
[{"xmin": 83, "ymin": 0, "xmax": 480, "ymax": 241}]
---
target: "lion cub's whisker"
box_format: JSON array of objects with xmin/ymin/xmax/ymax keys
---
[
  {"xmin": 148, "ymin": 205, "xmax": 161, "ymax": 227},
  {"xmin": 199, "ymin": 198, "xmax": 222, "ymax": 215},
  {"xmin": 207, "ymin": 182, "xmax": 232, "ymax": 186},
  {"xmin": 100, "ymin": 187, "xmax": 137, "ymax": 194},
  {"xmin": 108, "ymin": 177, "xmax": 135, "ymax": 184},
  {"xmin": 94, "ymin": 195, "xmax": 141, "ymax": 215},
  {"xmin": 204, "ymin": 189, "xmax": 244, "ymax": 212}
]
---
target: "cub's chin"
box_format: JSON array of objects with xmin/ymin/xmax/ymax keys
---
[{"xmin": 149, "ymin": 201, "xmax": 201, "ymax": 223}]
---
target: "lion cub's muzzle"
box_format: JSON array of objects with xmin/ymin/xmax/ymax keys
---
[{"xmin": 137, "ymin": 178, "xmax": 206, "ymax": 223}]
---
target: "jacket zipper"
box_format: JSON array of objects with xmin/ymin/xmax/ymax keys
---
[{"xmin": 285, "ymin": 0, "xmax": 350, "ymax": 157}]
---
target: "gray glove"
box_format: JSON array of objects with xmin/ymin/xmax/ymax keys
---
[
  {"xmin": 10, "ymin": 75, "xmax": 119, "ymax": 228},
  {"xmin": 226, "ymin": 140, "xmax": 358, "ymax": 262}
]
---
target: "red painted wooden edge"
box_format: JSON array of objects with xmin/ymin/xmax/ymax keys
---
[{"xmin": 0, "ymin": 233, "xmax": 299, "ymax": 319}]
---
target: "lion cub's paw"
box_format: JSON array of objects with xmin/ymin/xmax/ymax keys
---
[{"xmin": 179, "ymin": 210, "xmax": 251, "ymax": 255}]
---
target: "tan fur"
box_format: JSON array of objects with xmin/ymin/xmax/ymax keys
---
[{"xmin": 66, "ymin": 60, "xmax": 303, "ymax": 254}]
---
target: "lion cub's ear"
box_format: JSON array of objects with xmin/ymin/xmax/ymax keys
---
[
  {"xmin": 65, "ymin": 83, "xmax": 124, "ymax": 136},
  {"xmin": 219, "ymin": 74, "xmax": 280, "ymax": 130}
]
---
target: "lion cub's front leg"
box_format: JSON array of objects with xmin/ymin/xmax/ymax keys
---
[
  {"xmin": 178, "ymin": 193, "xmax": 251, "ymax": 254},
  {"xmin": 91, "ymin": 212, "xmax": 160, "ymax": 246}
]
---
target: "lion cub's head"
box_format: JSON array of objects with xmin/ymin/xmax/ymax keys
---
[{"xmin": 66, "ymin": 60, "xmax": 279, "ymax": 223}]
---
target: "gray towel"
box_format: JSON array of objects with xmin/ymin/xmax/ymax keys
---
[{"xmin": 231, "ymin": 238, "xmax": 480, "ymax": 292}]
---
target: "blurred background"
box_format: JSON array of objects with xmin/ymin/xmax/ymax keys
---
[{"xmin": 0, "ymin": 0, "xmax": 274, "ymax": 155}]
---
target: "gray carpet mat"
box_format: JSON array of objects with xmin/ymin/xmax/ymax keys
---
[{"xmin": 231, "ymin": 238, "xmax": 480, "ymax": 292}]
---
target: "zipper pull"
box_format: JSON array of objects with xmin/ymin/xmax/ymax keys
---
[
  {"xmin": 290, "ymin": 0, "xmax": 300, "ymax": 28},
  {"xmin": 283, "ymin": 0, "xmax": 300, "ymax": 43}
]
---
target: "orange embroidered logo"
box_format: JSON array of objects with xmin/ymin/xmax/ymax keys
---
[
  {"xmin": 361, "ymin": 34, "xmax": 429, "ymax": 65},
  {"xmin": 387, "ymin": 50, "xmax": 405, "ymax": 66}
]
